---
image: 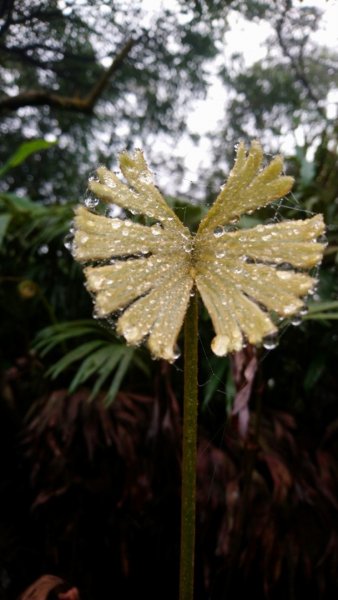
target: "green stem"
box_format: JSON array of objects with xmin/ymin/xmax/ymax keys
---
[{"xmin": 179, "ymin": 290, "xmax": 199, "ymax": 600}]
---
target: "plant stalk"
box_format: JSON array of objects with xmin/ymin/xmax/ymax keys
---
[{"xmin": 179, "ymin": 290, "xmax": 199, "ymax": 600}]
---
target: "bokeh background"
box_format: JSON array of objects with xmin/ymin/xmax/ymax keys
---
[{"xmin": 1, "ymin": 1, "xmax": 338, "ymax": 599}]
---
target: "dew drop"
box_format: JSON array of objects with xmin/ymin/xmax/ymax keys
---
[
  {"xmin": 290, "ymin": 314, "xmax": 302, "ymax": 326},
  {"xmin": 84, "ymin": 195, "xmax": 99, "ymax": 209},
  {"xmin": 64, "ymin": 233, "xmax": 73, "ymax": 251},
  {"xmin": 111, "ymin": 220, "xmax": 122, "ymax": 230},
  {"xmin": 88, "ymin": 174, "xmax": 99, "ymax": 183},
  {"xmin": 299, "ymin": 305, "xmax": 309, "ymax": 316},
  {"xmin": 278, "ymin": 262, "xmax": 293, "ymax": 271},
  {"xmin": 318, "ymin": 234, "xmax": 328, "ymax": 245},
  {"xmin": 283, "ymin": 303, "xmax": 299, "ymax": 315},
  {"xmin": 105, "ymin": 178, "xmax": 116, "ymax": 189},
  {"xmin": 276, "ymin": 271, "xmax": 292, "ymax": 281},
  {"xmin": 139, "ymin": 172, "xmax": 153, "ymax": 185},
  {"xmin": 211, "ymin": 334, "xmax": 229, "ymax": 356},
  {"xmin": 37, "ymin": 244, "xmax": 49, "ymax": 255},
  {"xmin": 172, "ymin": 345, "xmax": 181, "ymax": 360},
  {"xmin": 216, "ymin": 250, "xmax": 225, "ymax": 258},
  {"xmin": 262, "ymin": 333, "xmax": 278, "ymax": 350},
  {"xmin": 124, "ymin": 326, "xmax": 140, "ymax": 343},
  {"xmin": 213, "ymin": 226, "xmax": 224, "ymax": 238},
  {"xmin": 105, "ymin": 204, "xmax": 121, "ymax": 218},
  {"xmin": 151, "ymin": 225, "xmax": 162, "ymax": 236}
]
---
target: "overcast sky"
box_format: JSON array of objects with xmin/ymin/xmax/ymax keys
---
[{"xmin": 152, "ymin": 0, "xmax": 338, "ymax": 193}]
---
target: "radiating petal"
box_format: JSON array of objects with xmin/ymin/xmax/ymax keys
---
[
  {"xmin": 73, "ymin": 144, "xmax": 326, "ymax": 361},
  {"xmin": 224, "ymin": 215, "xmax": 325, "ymax": 268},
  {"xmin": 196, "ymin": 214, "xmax": 325, "ymax": 269},
  {"xmin": 114, "ymin": 270, "xmax": 193, "ymax": 362},
  {"xmin": 196, "ymin": 266, "xmax": 277, "ymax": 356},
  {"xmin": 73, "ymin": 206, "xmax": 189, "ymax": 262},
  {"xmin": 196, "ymin": 244, "xmax": 314, "ymax": 326},
  {"xmin": 73, "ymin": 153, "xmax": 194, "ymax": 361},
  {"xmin": 83, "ymin": 254, "xmax": 177, "ymax": 316},
  {"xmin": 194, "ymin": 275, "xmax": 244, "ymax": 355},
  {"xmin": 198, "ymin": 141, "xmax": 294, "ymax": 232},
  {"xmin": 88, "ymin": 150, "xmax": 184, "ymax": 229}
]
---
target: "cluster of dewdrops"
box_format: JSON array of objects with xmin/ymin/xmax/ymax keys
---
[{"xmin": 64, "ymin": 175, "xmax": 326, "ymax": 356}]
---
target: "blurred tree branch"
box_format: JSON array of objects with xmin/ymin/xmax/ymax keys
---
[
  {"xmin": 0, "ymin": 0, "xmax": 15, "ymax": 37},
  {"xmin": 276, "ymin": 3, "xmax": 327, "ymax": 120},
  {"xmin": 0, "ymin": 37, "xmax": 136, "ymax": 113}
]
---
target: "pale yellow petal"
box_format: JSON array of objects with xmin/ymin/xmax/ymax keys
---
[
  {"xmin": 73, "ymin": 143, "xmax": 326, "ymax": 362},
  {"xmin": 73, "ymin": 197, "xmax": 193, "ymax": 360},
  {"xmin": 194, "ymin": 274, "xmax": 244, "ymax": 355},
  {"xmin": 196, "ymin": 252, "xmax": 313, "ymax": 325},
  {"xmin": 117, "ymin": 271, "xmax": 193, "ymax": 362},
  {"xmin": 88, "ymin": 150, "xmax": 183, "ymax": 229},
  {"xmin": 73, "ymin": 206, "xmax": 190, "ymax": 262},
  {"xmin": 146, "ymin": 275, "xmax": 194, "ymax": 361},
  {"xmin": 196, "ymin": 214, "xmax": 325, "ymax": 270},
  {"xmin": 83, "ymin": 254, "xmax": 176, "ymax": 316},
  {"xmin": 196, "ymin": 267, "xmax": 277, "ymax": 355},
  {"xmin": 198, "ymin": 141, "xmax": 294, "ymax": 233}
]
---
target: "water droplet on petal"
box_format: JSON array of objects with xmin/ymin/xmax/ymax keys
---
[
  {"xmin": 84, "ymin": 195, "xmax": 99, "ymax": 209},
  {"xmin": 276, "ymin": 271, "xmax": 292, "ymax": 281},
  {"xmin": 278, "ymin": 262, "xmax": 293, "ymax": 271},
  {"xmin": 318, "ymin": 234, "xmax": 328, "ymax": 245},
  {"xmin": 262, "ymin": 333, "xmax": 278, "ymax": 350},
  {"xmin": 105, "ymin": 204, "xmax": 121, "ymax": 218},
  {"xmin": 88, "ymin": 174, "xmax": 99, "ymax": 183},
  {"xmin": 211, "ymin": 334, "xmax": 229, "ymax": 356},
  {"xmin": 111, "ymin": 219, "xmax": 122, "ymax": 230},
  {"xmin": 290, "ymin": 314, "xmax": 302, "ymax": 326},
  {"xmin": 283, "ymin": 303, "xmax": 299, "ymax": 315},
  {"xmin": 124, "ymin": 326, "xmax": 140, "ymax": 343},
  {"xmin": 172, "ymin": 345, "xmax": 181, "ymax": 360},
  {"xmin": 213, "ymin": 226, "xmax": 224, "ymax": 238},
  {"xmin": 139, "ymin": 172, "xmax": 153, "ymax": 184},
  {"xmin": 216, "ymin": 250, "xmax": 225, "ymax": 258},
  {"xmin": 64, "ymin": 233, "xmax": 73, "ymax": 251},
  {"xmin": 151, "ymin": 225, "xmax": 162, "ymax": 236}
]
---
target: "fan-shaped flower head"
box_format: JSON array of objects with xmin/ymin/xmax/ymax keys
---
[{"xmin": 73, "ymin": 141, "xmax": 325, "ymax": 362}]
